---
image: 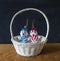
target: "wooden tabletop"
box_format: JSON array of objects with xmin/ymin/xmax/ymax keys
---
[{"xmin": 0, "ymin": 43, "xmax": 60, "ymax": 61}]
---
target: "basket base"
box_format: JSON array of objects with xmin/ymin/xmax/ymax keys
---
[
  {"xmin": 16, "ymin": 49, "xmax": 42, "ymax": 57},
  {"xmin": 11, "ymin": 35, "xmax": 47, "ymax": 57}
]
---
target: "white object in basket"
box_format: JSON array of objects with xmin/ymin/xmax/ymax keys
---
[{"xmin": 10, "ymin": 8, "xmax": 49, "ymax": 56}]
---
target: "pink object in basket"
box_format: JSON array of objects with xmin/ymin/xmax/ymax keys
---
[{"xmin": 29, "ymin": 26, "xmax": 40, "ymax": 43}]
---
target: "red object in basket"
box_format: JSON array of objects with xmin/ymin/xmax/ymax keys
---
[{"xmin": 29, "ymin": 27, "xmax": 39, "ymax": 43}]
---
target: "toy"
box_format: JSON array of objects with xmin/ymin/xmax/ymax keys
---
[
  {"xmin": 29, "ymin": 26, "xmax": 39, "ymax": 43},
  {"xmin": 18, "ymin": 20, "xmax": 29, "ymax": 43},
  {"xmin": 29, "ymin": 20, "xmax": 39, "ymax": 43}
]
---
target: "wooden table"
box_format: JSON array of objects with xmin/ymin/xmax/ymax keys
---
[{"xmin": 0, "ymin": 43, "xmax": 60, "ymax": 61}]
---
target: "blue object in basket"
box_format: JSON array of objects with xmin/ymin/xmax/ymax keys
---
[{"xmin": 18, "ymin": 26, "xmax": 29, "ymax": 43}]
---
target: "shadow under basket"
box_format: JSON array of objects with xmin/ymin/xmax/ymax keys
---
[{"xmin": 11, "ymin": 36, "xmax": 47, "ymax": 56}]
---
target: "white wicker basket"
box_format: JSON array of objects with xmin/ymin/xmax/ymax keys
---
[{"xmin": 10, "ymin": 8, "xmax": 49, "ymax": 56}]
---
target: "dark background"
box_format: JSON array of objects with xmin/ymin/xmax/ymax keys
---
[{"xmin": 0, "ymin": 0, "xmax": 60, "ymax": 43}]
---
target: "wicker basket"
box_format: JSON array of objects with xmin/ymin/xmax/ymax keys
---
[{"xmin": 10, "ymin": 8, "xmax": 49, "ymax": 56}]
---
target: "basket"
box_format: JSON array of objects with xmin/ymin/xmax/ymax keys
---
[{"xmin": 10, "ymin": 8, "xmax": 49, "ymax": 56}]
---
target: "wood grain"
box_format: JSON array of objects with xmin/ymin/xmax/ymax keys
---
[{"xmin": 0, "ymin": 43, "xmax": 60, "ymax": 61}]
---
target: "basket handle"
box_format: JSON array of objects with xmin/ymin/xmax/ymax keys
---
[{"xmin": 10, "ymin": 8, "xmax": 49, "ymax": 41}]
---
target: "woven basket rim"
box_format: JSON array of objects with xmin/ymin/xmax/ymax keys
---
[{"xmin": 11, "ymin": 35, "xmax": 47, "ymax": 45}]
